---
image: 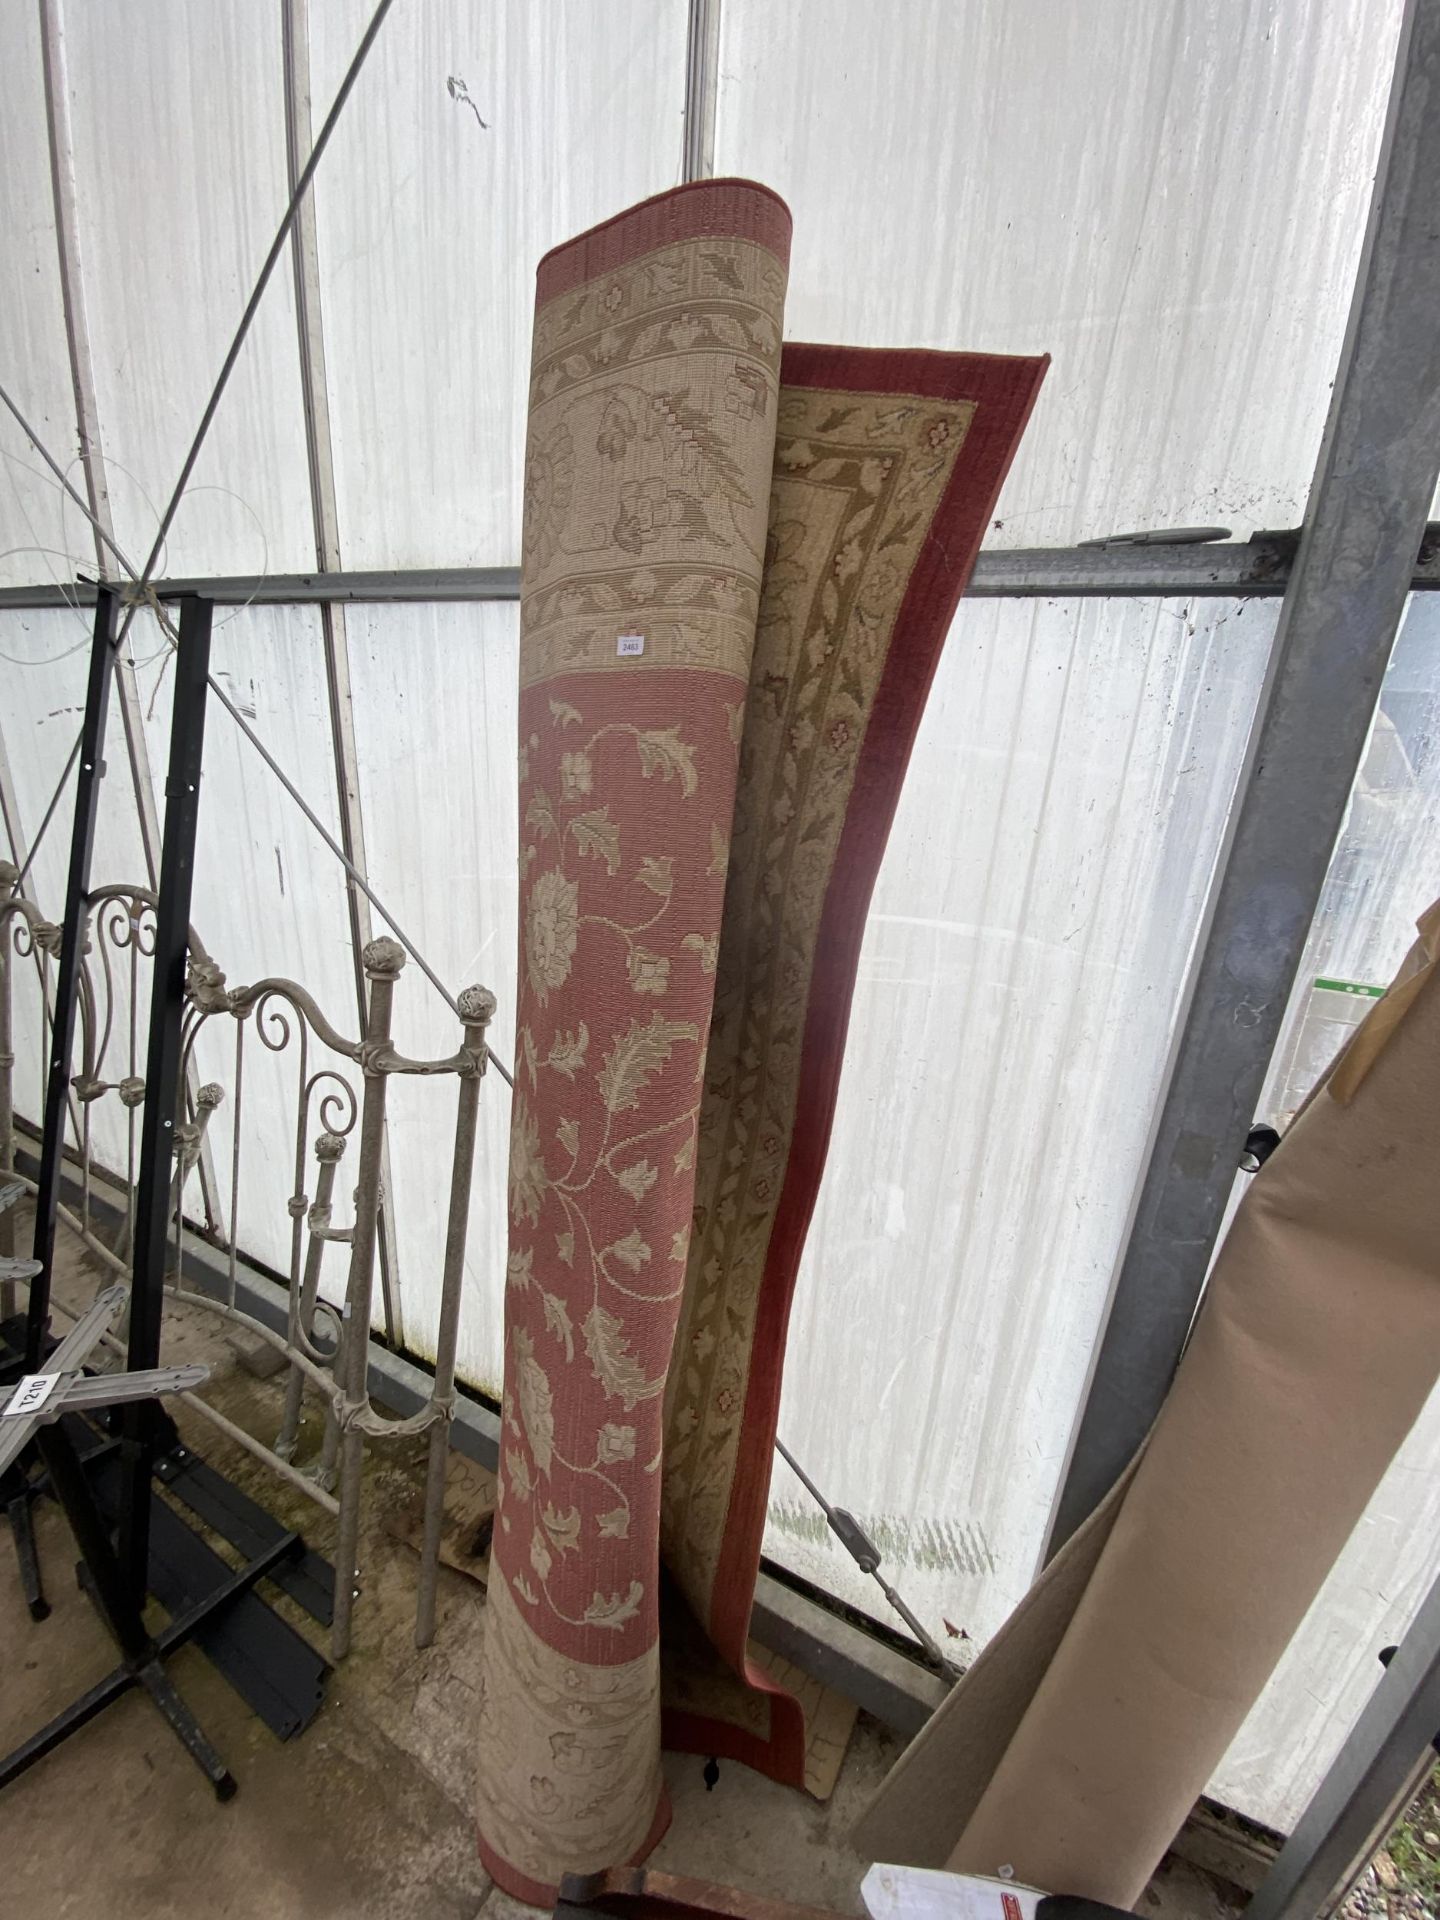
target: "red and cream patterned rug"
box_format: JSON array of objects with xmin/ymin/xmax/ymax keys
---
[{"xmin": 474, "ymin": 178, "xmax": 1046, "ymax": 1902}]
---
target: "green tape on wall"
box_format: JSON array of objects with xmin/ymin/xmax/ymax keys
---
[{"xmin": 1313, "ymin": 976, "xmax": 1385, "ymax": 999}]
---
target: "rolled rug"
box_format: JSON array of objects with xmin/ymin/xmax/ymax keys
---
[
  {"xmin": 854, "ymin": 900, "xmax": 1440, "ymax": 1909},
  {"xmin": 659, "ymin": 341, "xmax": 1048, "ymax": 1785},
  {"xmin": 475, "ymin": 178, "xmax": 792, "ymax": 1902},
  {"xmin": 476, "ymin": 177, "xmax": 1049, "ymax": 1902}
]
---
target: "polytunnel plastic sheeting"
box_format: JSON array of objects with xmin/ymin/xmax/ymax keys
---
[
  {"xmin": 0, "ymin": 5, "xmax": 81, "ymax": 592},
  {"xmin": 309, "ymin": 0, "xmax": 691, "ymax": 571},
  {"xmin": 1209, "ymin": 594, "xmax": 1440, "ymax": 1831},
  {"xmin": 715, "ymin": 0, "xmax": 1400, "ymax": 550},
  {"xmin": 3, "ymin": 0, "xmax": 1402, "ymax": 582},
  {"xmin": 126, "ymin": 604, "xmax": 361, "ymax": 1289},
  {"xmin": 0, "ymin": 607, "xmax": 151, "ymax": 902},
  {"xmin": 1265, "ymin": 595, "xmax": 1440, "ymax": 1083},
  {"xmin": 760, "ymin": 593, "xmax": 1276, "ymax": 1651},
  {"xmin": 58, "ymin": 2, "xmax": 315, "ymax": 577},
  {"xmin": 0, "ymin": 607, "xmax": 153, "ymax": 1183},
  {"xmin": 1216, "ymin": 1380, "xmax": 1440, "ymax": 1833},
  {"xmin": 343, "ymin": 600, "xmax": 520, "ymax": 1388}
]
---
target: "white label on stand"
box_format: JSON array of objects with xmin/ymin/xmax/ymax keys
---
[
  {"xmin": 3, "ymin": 1371, "xmax": 62, "ymax": 1419},
  {"xmin": 617, "ymin": 633, "xmax": 645, "ymax": 657}
]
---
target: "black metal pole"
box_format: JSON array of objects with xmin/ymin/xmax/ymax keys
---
[
  {"xmin": 36, "ymin": 1425, "xmax": 150, "ymax": 1662},
  {"xmin": 119, "ymin": 594, "xmax": 213, "ymax": 1611},
  {"xmin": 26, "ymin": 584, "xmax": 121, "ymax": 1369}
]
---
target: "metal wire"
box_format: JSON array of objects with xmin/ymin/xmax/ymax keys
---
[
  {"xmin": 0, "ymin": 434, "xmax": 514, "ymax": 1087},
  {"xmin": 0, "ymin": 387, "xmax": 138, "ymax": 582},
  {"xmin": 775, "ymin": 1436, "xmax": 952, "ymax": 1670},
  {"xmin": 185, "ymin": 649, "xmax": 514, "ymax": 1083},
  {"xmin": 0, "ymin": 0, "xmax": 515, "ymax": 1087},
  {"xmin": 5, "ymin": 734, "xmax": 80, "ymax": 898},
  {"xmin": 128, "ymin": 0, "xmax": 396, "ymax": 599}
]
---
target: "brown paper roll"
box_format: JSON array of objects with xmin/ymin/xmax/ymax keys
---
[{"xmin": 855, "ymin": 901, "xmax": 1440, "ymax": 1907}]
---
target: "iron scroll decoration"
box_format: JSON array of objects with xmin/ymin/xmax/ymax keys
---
[{"xmin": 0, "ymin": 860, "xmax": 498, "ymax": 1659}]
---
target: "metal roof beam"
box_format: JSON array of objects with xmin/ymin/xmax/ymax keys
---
[{"xmin": 7, "ymin": 533, "xmax": 1440, "ymax": 614}]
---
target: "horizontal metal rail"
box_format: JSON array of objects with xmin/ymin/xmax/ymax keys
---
[
  {"xmin": 6, "ymin": 534, "xmax": 1440, "ymax": 612},
  {"xmin": 0, "ymin": 566, "xmax": 522, "ymax": 610}
]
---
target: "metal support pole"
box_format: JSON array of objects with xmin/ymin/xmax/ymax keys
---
[
  {"xmin": 38, "ymin": 0, "xmax": 114, "ymax": 570},
  {"xmin": 5, "ymin": 1489, "xmax": 47, "ymax": 1622},
  {"xmin": 7, "ymin": 1317, "xmax": 157, "ymax": 1691},
  {"xmin": 682, "ymin": 0, "xmax": 721, "ymax": 183},
  {"xmin": 274, "ymin": 1129, "xmax": 344, "ymax": 1461},
  {"xmin": 315, "ymin": 1362, "xmax": 342, "ymax": 1491},
  {"xmin": 1247, "ymin": 1571, "xmax": 1440, "ymax": 1920},
  {"xmin": 328, "ymin": 936, "xmax": 402, "ymax": 1660},
  {"xmin": 36, "ymin": 1423, "xmax": 150, "ymax": 1661},
  {"xmin": 25, "ymin": 585, "xmax": 120, "ymax": 1369},
  {"xmin": 0, "ymin": 889, "xmax": 15, "ymax": 1308},
  {"xmin": 415, "ymin": 984, "xmax": 494, "ymax": 1648},
  {"xmin": 39, "ymin": 0, "xmax": 224, "ymax": 1239},
  {"xmin": 119, "ymin": 595, "xmax": 213, "ymax": 1612},
  {"xmin": 0, "ymin": 688, "xmax": 27, "ymax": 1314},
  {"xmin": 282, "ymin": 0, "xmax": 405, "ymax": 1346},
  {"xmin": 1047, "ymin": 0, "xmax": 1440, "ymax": 1555}
]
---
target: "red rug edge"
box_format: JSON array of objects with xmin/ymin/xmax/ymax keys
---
[
  {"xmin": 537, "ymin": 178, "xmax": 794, "ymax": 303},
  {"xmin": 700, "ymin": 345, "xmax": 1052, "ymax": 1721},
  {"xmin": 663, "ymin": 1682, "xmax": 809, "ymax": 1788}
]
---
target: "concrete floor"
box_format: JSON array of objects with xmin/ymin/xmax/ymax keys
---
[{"xmin": 0, "ymin": 1230, "xmax": 1243, "ymax": 1919}]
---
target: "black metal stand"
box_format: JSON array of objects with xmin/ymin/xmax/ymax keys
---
[
  {"xmin": 1, "ymin": 1492, "xmax": 300, "ymax": 1800},
  {"xmin": 0, "ymin": 593, "xmax": 302, "ymax": 1800},
  {"xmin": 3, "ymin": 587, "xmax": 120, "ymax": 1621},
  {"xmin": 4, "ymin": 1412, "xmax": 243, "ymax": 1798},
  {"xmin": 2, "ymin": 1308, "xmax": 51, "ymax": 1622},
  {"xmin": 119, "ymin": 592, "xmax": 213, "ymax": 1614},
  {"xmin": 26, "ymin": 584, "xmax": 120, "ymax": 1368},
  {"xmin": 6, "ymin": 1486, "xmax": 48, "ymax": 1621}
]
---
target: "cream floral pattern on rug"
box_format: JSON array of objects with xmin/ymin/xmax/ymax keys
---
[
  {"xmin": 662, "ymin": 382, "xmax": 976, "ymax": 1628},
  {"xmin": 475, "ymin": 185, "xmax": 789, "ymax": 1899},
  {"xmin": 478, "ymin": 181, "xmax": 1047, "ymax": 1897}
]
